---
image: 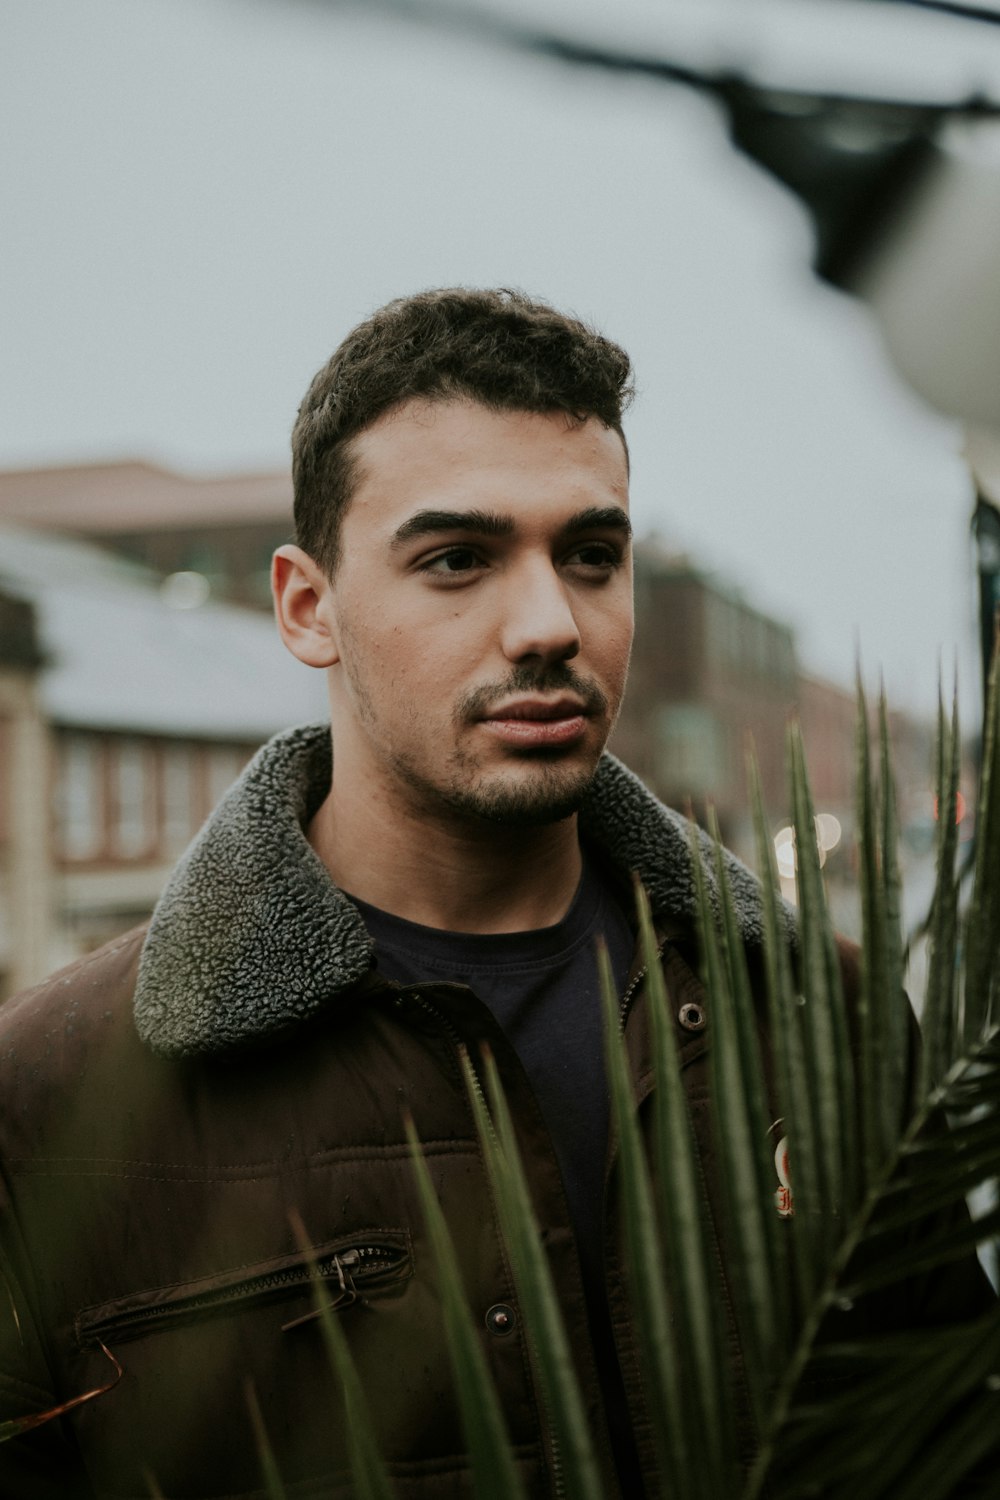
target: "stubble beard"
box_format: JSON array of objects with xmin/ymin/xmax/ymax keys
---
[
  {"xmin": 354, "ymin": 661, "xmax": 616, "ymax": 830},
  {"xmin": 420, "ymin": 748, "xmax": 601, "ymax": 828}
]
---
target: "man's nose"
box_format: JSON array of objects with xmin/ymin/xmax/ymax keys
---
[{"xmin": 499, "ymin": 561, "xmax": 581, "ymax": 664}]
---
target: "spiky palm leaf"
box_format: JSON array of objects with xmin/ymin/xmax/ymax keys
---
[{"xmin": 734, "ymin": 673, "xmax": 1000, "ymax": 1500}]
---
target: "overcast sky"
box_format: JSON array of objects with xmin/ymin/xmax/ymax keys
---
[{"xmin": 4, "ymin": 0, "xmax": 1000, "ymax": 717}]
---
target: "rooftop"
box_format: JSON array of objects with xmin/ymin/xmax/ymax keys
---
[
  {"xmin": 0, "ymin": 526, "xmax": 327, "ymax": 739},
  {"xmin": 0, "ymin": 459, "xmax": 292, "ymax": 533}
]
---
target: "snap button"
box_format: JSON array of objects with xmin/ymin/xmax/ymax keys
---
[
  {"xmin": 485, "ymin": 1303, "xmax": 516, "ymax": 1337},
  {"xmin": 678, "ymin": 1002, "xmax": 706, "ymax": 1033}
]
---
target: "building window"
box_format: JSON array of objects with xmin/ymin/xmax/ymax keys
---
[
  {"xmin": 163, "ymin": 742, "xmax": 195, "ymax": 856},
  {"xmin": 656, "ymin": 704, "xmax": 728, "ymax": 799},
  {"xmin": 708, "ymin": 594, "xmax": 745, "ymax": 677},
  {"xmin": 113, "ymin": 738, "xmax": 151, "ymax": 859},
  {"xmin": 56, "ymin": 734, "xmax": 104, "ymax": 861}
]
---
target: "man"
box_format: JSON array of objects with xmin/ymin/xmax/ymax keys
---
[{"xmin": 0, "ymin": 289, "xmax": 990, "ymax": 1499}]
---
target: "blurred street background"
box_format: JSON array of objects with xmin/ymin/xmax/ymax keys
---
[{"xmin": 2, "ymin": 0, "xmax": 999, "ymax": 992}]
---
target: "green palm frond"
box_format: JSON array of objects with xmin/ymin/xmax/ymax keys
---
[
  {"xmin": 634, "ymin": 878, "xmax": 736, "ymax": 1498},
  {"xmin": 739, "ymin": 669, "xmax": 1000, "ymax": 1498},
  {"xmin": 920, "ymin": 688, "xmax": 963, "ymax": 1096},
  {"xmin": 467, "ymin": 1049, "xmax": 605, "ymax": 1500},
  {"xmin": 245, "ymin": 1382, "xmax": 289, "ymax": 1500},
  {"xmin": 291, "ymin": 1218, "xmax": 396, "ymax": 1500},
  {"xmin": 599, "ymin": 937, "xmax": 709, "ymax": 1495},
  {"xmin": 405, "ymin": 1115, "xmax": 528, "ymax": 1500}
]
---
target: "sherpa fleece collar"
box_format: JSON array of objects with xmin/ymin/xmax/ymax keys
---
[{"xmin": 135, "ymin": 724, "xmax": 770, "ymax": 1058}]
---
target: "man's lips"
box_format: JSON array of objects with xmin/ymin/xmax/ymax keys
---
[
  {"xmin": 477, "ymin": 696, "xmax": 591, "ymax": 748},
  {"xmin": 483, "ymin": 695, "xmax": 588, "ymax": 722}
]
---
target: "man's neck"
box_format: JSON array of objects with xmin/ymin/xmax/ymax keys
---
[{"xmin": 308, "ymin": 777, "xmax": 584, "ymax": 935}]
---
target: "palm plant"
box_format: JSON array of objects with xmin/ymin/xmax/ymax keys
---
[{"xmin": 260, "ymin": 667, "xmax": 1000, "ymax": 1500}]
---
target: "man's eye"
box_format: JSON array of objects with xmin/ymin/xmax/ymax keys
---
[
  {"xmin": 568, "ymin": 543, "xmax": 622, "ymax": 569},
  {"xmin": 422, "ymin": 547, "xmax": 483, "ymax": 574}
]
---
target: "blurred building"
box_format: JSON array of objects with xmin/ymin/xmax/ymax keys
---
[
  {"xmin": 611, "ymin": 544, "xmax": 938, "ymax": 935},
  {"xmin": 0, "ymin": 527, "xmax": 327, "ymax": 997},
  {"xmin": 0, "ymin": 460, "xmax": 294, "ymax": 609},
  {"xmin": 613, "ymin": 541, "xmax": 807, "ymax": 854},
  {"xmin": 795, "ymin": 672, "xmax": 857, "ymax": 814}
]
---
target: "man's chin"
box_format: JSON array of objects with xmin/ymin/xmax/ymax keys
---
[{"xmin": 441, "ymin": 761, "xmax": 599, "ymax": 828}]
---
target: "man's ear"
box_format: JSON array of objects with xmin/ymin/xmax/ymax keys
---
[{"xmin": 272, "ymin": 545, "xmax": 340, "ymax": 668}]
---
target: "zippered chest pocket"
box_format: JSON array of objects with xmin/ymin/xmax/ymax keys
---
[{"xmin": 75, "ymin": 1229, "xmax": 412, "ymax": 1349}]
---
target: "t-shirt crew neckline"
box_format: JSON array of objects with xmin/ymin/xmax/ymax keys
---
[{"xmin": 343, "ymin": 855, "xmax": 609, "ymax": 977}]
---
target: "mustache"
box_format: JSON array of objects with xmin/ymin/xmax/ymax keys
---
[{"xmin": 457, "ymin": 664, "xmax": 609, "ymax": 722}]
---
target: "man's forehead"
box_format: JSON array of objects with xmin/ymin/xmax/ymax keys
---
[{"xmin": 346, "ymin": 398, "xmax": 630, "ymax": 515}]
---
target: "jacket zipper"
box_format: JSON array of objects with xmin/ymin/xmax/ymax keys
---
[
  {"xmin": 407, "ymin": 991, "xmax": 499, "ymax": 1149},
  {"xmin": 617, "ymin": 935, "xmax": 668, "ymax": 1032},
  {"xmin": 77, "ymin": 1242, "xmax": 407, "ymax": 1347},
  {"xmin": 618, "ymin": 962, "xmax": 648, "ymax": 1032},
  {"xmin": 279, "ymin": 1244, "xmax": 405, "ymax": 1331}
]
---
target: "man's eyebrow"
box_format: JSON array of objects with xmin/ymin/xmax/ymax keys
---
[
  {"xmin": 390, "ymin": 509, "xmax": 515, "ymax": 548},
  {"xmin": 562, "ymin": 506, "xmax": 632, "ymax": 538},
  {"xmin": 389, "ymin": 504, "xmax": 632, "ymax": 550}
]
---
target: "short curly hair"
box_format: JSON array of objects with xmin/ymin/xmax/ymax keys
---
[{"xmin": 291, "ymin": 287, "xmax": 634, "ymax": 574}]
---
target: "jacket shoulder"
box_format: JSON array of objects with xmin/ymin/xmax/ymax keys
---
[
  {"xmin": 0, "ymin": 925, "xmax": 147, "ymax": 1032},
  {"xmin": 0, "ymin": 926, "xmax": 149, "ymax": 1121}
]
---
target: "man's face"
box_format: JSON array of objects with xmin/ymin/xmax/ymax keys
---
[{"xmin": 323, "ymin": 398, "xmax": 633, "ymax": 828}]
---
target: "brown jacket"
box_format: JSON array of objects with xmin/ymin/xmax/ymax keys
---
[{"xmin": 0, "ymin": 728, "xmax": 990, "ymax": 1499}]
